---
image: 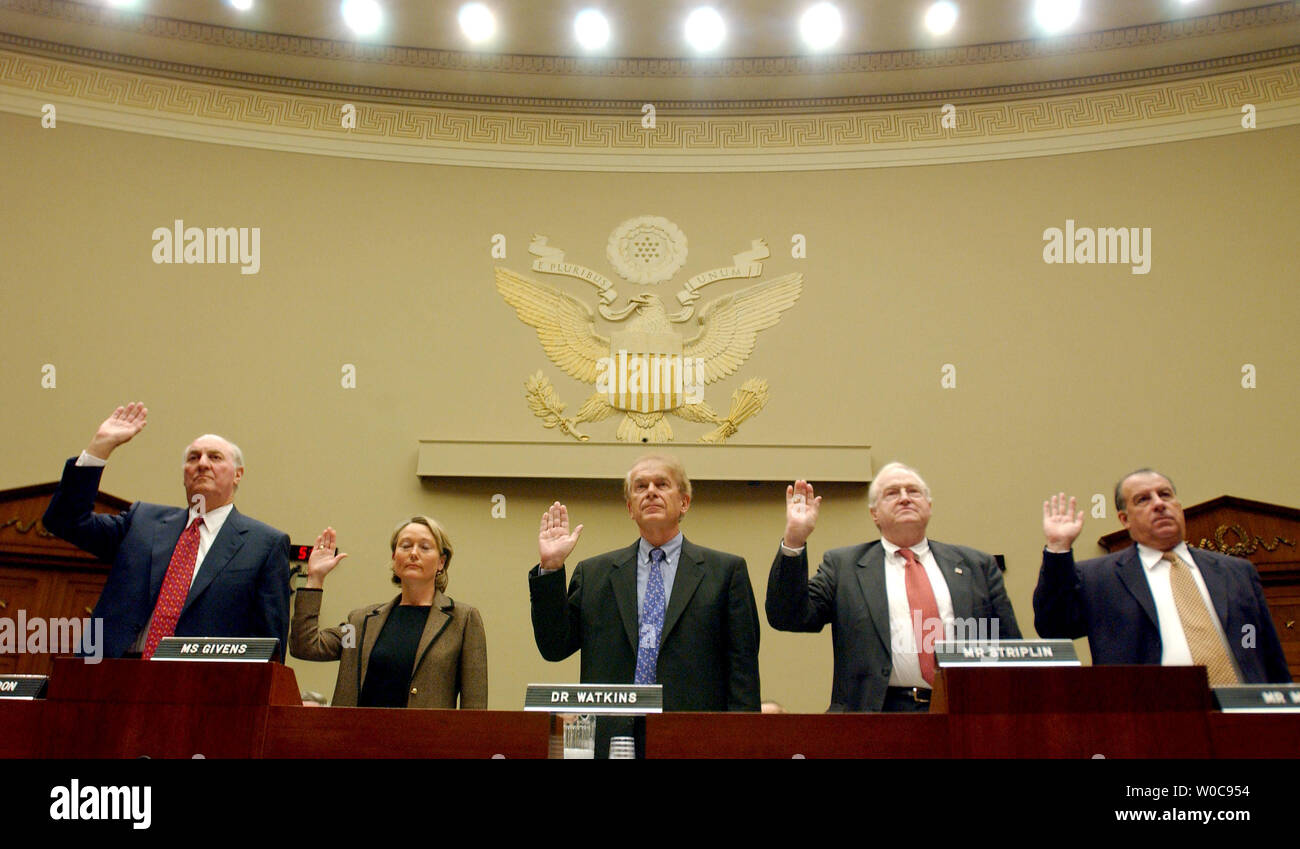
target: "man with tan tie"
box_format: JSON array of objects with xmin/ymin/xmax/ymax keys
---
[
  {"xmin": 767, "ymin": 462, "xmax": 1021, "ymax": 712},
  {"xmin": 1035, "ymin": 469, "xmax": 1290, "ymax": 683}
]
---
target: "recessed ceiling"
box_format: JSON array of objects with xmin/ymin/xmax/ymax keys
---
[
  {"xmin": 1, "ymin": 0, "xmax": 1297, "ymax": 105},
  {"xmin": 36, "ymin": 0, "xmax": 1280, "ymax": 58}
]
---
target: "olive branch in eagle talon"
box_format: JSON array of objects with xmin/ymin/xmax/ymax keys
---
[
  {"xmin": 497, "ymin": 266, "xmax": 802, "ymax": 443},
  {"xmin": 524, "ymin": 372, "xmax": 591, "ymax": 441}
]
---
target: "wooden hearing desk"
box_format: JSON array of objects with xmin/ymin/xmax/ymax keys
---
[{"xmin": 0, "ymin": 660, "xmax": 1292, "ymax": 758}]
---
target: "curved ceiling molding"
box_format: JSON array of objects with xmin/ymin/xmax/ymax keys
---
[
  {"xmin": 1, "ymin": 0, "xmax": 1299, "ymax": 172},
  {"xmin": 1, "ymin": 46, "xmax": 1297, "ymax": 171},
  {"xmin": 2, "ymin": 29, "xmax": 1299, "ymax": 113}
]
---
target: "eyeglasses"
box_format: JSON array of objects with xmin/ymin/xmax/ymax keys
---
[{"xmin": 878, "ymin": 486, "xmax": 927, "ymax": 504}]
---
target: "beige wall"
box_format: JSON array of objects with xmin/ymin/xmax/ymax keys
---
[{"xmin": 2, "ymin": 110, "xmax": 1296, "ymax": 711}]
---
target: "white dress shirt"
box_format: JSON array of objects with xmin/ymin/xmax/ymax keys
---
[
  {"xmin": 1135, "ymin": 541, "xmax": 1236, "ymax": 670},
  {"xmin": 881, "ymin": 538, "xmax": 955, "ymax": 688}
]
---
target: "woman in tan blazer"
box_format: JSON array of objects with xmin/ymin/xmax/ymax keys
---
[{"xmin": 290, "ymin": 516, "xmax": 487, "ymax": 708}]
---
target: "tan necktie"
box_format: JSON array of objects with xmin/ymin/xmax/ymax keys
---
[{"xmin": 1162, "ymin": 550, "xmax": 1239, "ymax": 686}]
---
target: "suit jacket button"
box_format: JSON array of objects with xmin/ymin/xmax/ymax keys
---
[
  {"xmin": 881, "ymin": 668, "xmax": 890, "ymax": 675},
  {"xmin": 410, "ymin": 687, "xmax": 418, "ymax": 695}
]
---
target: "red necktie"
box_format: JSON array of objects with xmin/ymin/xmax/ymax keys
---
[
  {"xmin": 143, "ymin": 516, "xmax": 204, "ymax": 659},
  {"xmin": 900, "ymin": 547, "xmax": 940, "ymax": 685}
]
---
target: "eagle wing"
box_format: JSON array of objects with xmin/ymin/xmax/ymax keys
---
[
  {"xmin": 683, "ymin": 273, "xmax": 803, "ymax": 385},
  {"xmin": 495, "ymin": 267, "xmax": 609, "ymax": 384}
]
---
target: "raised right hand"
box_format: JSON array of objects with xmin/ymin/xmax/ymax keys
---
[
  {"xmin": 86, "ymin": 403, "xmax": 148, "ymax": 459},
  {"xmin": 539, "ymin": 501, "xmax": 583, "ymax": 571},
  {"xmin": 783, "ymin": 480, "xmax": 822, "ymax": 549},
  {"xmin": 1043, "ymin": 493, "xmax": 1084, "ymax": 552},
  {"xmin": 305, "ymin": 527, "xmax": 349, "ymax": 589}
]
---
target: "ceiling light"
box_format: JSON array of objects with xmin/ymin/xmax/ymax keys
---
[
  {"xmin": 1033, "ymin": 0, "xmax": 1081, "ymax": 34},
  {"xmin": 340, "ymin": 0, "xmax": 383, "ymax": 36},
  {"xmin": 684, "ymin": 7, "xmax": 726, "ymax": 52},
  {"xmin": 800, "ymin": 3, "xmax": 843, "ymax": 50},
  {"xmin": 924, "ymin": 1, "xmax": 958, "ymax": 35},
  {"xmin": 228, "ymin": 0, "xmax": 254, "ymax": 10},
  {"xmin": 574, "ymin": 9, "xmax": 610, "ymax": 50},
  {"xmin": 459, "ymin": 3, "xmax": 496, "ymax": 43}
]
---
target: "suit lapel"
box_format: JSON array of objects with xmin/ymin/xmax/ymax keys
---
[
  {"xmin": 662, "ymin": 538, "xmax": 705, "ymax": 643},
  {"xmin": 148, "ymin": 509, "xmax": 188, "ymax": 600},
  {"xmin": 1188, "ymin": 548, "xmax": 1231, "ymax": 627},
  {"xmin": 409, "ymin": 592, "xmax": 453, "ymax": 681},
  {"xmin": 357, "ymin": 599, "xmax": 395, "ymax": 697},
  {"xmin": 1116, "ymin": 546, "xmax": 1159, "ymax": 628},
  {"xmin": 931, "ymin": 541, "xmax": 973, "ymax": 617},
  {"xmin": 855, "ymin": 544, "xmax": 892, "ymax": 656},
  {"xmin": 609, "ymin": 542, "xmax": 641, "ymax": 654},
  {"xmin": 182, "ymin": 507, "xmax": 248, "ymax": 615}
]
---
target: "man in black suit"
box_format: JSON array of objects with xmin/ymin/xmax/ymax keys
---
[
  {"xmin": 43, "ymin": 403, "xmax": 290, "ymax": 659},
  {"xmin": 529, "ymin": 454, "xmax": 760, "ymax": 719},
  {"xmin": 767, "ymin": 462, "xmax": 1021, "ymax": 712},
  {"xmin": 1035, "ymin": 469, "xmax": 1290, "ymax": 683}
]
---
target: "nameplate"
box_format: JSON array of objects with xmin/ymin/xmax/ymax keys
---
[
  {"xmin": 0, "ymin": 675, "xmax": 48, "ymax": 699},
  {"xmin": 1214, "ymin": 684, "xmax": 1300, "ymax": 713},
  {"xmin": 935, "ymin": 639, "xmax": 1080, "ymax": 667},
  {"xmin": 151, "ymin": 637, "xmax": 279, "ymax": 662},
  {"xmin": 524, "ymin": 683, "xmax": 663, "ymax": 714}
]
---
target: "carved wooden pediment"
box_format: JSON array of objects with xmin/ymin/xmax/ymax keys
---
[{"xmin": 0, "ymin": 482, "xmax": 130, "ymax": 567}]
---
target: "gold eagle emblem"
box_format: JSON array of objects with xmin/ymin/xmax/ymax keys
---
[{"xmin": 495, "ymin": 231, "xmax": 801, "ymax": 443}]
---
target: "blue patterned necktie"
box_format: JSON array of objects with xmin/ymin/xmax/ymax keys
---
[{"xmin": 635, "ymin": 546, "xmax": 666, "ymax": 685}]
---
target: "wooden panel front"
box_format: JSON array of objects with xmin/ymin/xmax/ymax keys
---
[
  {"xmin": 0, "ymin": 483, "xmax": 121, "ymax": 676},
  {"xmin": 947, "ymin": 712, "xmax": 1213, "ymax": 758},
  {"xmin": 0, "ymin": 701, "xmax": 44, "ymax": 757},
  {"xmin": 47, "ymin": 658, "xmax": 302, "ymax": 706},
  {"xmin": 0, "ymin": 571, "xmax": 54, "ymax": 674},
  {"xmin": 645, "ymin": 712, "xmax": 952, "ymax": 758},
  {"xmin": 262, "ymin": 707, "xmax": 552, "ymax": 758},
  {"xmin": 41, "ymin": 702, "xmax": 268, "ymax": 758},
  {"xmin": 52, "ymin": 575, "xmax": 111, "ymax": 620},
  {"xmin": 934, "ymin": 666, "xmax": 1214, "ymax": 757},
  {"xmin": 1264, "ymin": 588, "xmax": 1300, "ymax": 674},
  {"xmin": 1207, "ymin": 713, "xmax": 1300, "ymax": 758}
]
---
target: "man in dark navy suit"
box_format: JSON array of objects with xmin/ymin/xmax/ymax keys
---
[
  {"xmin": 1035, "ymin": 469, "xmax": 1289, "ymax": 684},
  {"xmin": 43, "ymin": 403, "xmax": 290, "ymax": 659}
]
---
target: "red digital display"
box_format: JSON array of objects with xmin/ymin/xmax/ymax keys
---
[{"xmin": 290, "ymin": 544, "xmax": 335, "ymax": 562}]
